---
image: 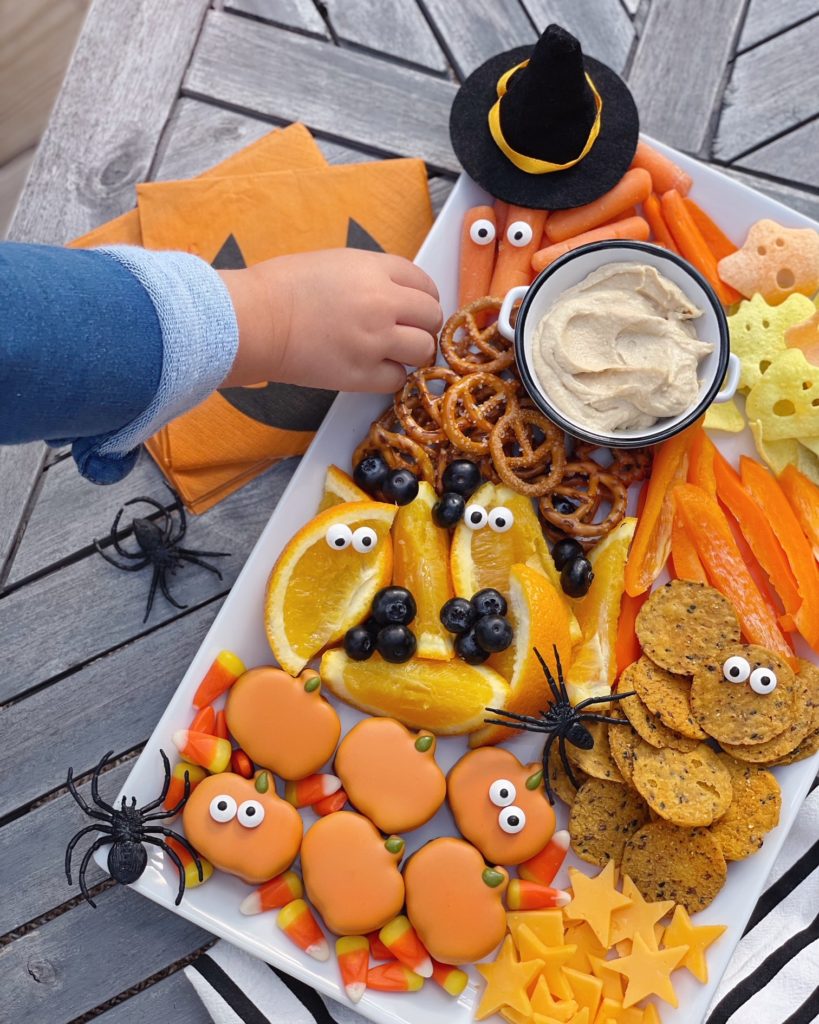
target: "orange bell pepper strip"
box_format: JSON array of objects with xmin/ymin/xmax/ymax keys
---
[
  {"xmin": 712, "ymin": 448, "xmax": 800, "ymax": 616},
  {"xmin": 615, "ymin": 590, "xmax": 651, "ymax": 677},
  {"xmin": 740, "ymin": 457, "xmax": 819, "ymax": 650},
  {"xmin": 673, "ymin": 483, "xmax": 796, "ymax": 666},
  {"xmin": 624, "ymin": 426, "xmax": 697, "ymax": 596},
  {"xmin": 670, "ymin": 514, "xmax": 708, "ymax": 583},
  {"xmin": 687, "ymin": 428, "xmax": 718, "ymax": 496},
  {"xmin": 779, "ymin": 464, "xmax": 819, "ymax": 562}
]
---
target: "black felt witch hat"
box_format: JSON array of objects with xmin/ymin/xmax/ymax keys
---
[{"xmin": 449, "ymin": 25, "xmax": 639, "ymax": 210}]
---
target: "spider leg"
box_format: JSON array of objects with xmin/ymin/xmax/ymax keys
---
[
  {"xmin": 107, "ymin": 507, "xmax": 147, "ymax": 560},
  {"xmin": 143, "ymin": 825, "xmax": 203, "ymax": 882},
  {"xmin": 66, "ymin": 767, "xmax": 111, "ymax": 821},
  {"xmin": 540, "ymin": 732, "xmax": 559, "ymax": 805},
  {"xmin": 533, "ymin": 647, "xmax": 562, "ymax": 705},
  {"xmin": 575, "ymin": 690, "xmax": 636, "ymax": 711},
  {"xmin": 142, "ymin": 836, "xmax": 188, "ymax": 905},
  {"xmin": 76, "ymin": 835, "xmax": 113, "ymax": 907},
  {"xmin": 89, "ymin": 751, "xmax": 117, "ymax": 813},
  {"xmin": 158, "ymin": 572, "xmax": 188, "ymax": 612},
  {"xmin": 167, "ymin": 485, "xmax": 186, "ymax": 544},
  {"xmin": 94, "ymin": 544, "xmax": 149, "ymax": 572},
  {"xmin": 578, "ymin": 712, "xmax": 633, "ymax": 726},
  {"xmin": 483, "ymin": 718, "xmax": 548, "ymax": 733},
  {"xmin": 176, "ymin": 547, "xmax": 230, "ymax": 560},
  {"xmin": 177, "ymin": 553, "xmax": 225, "ymax": 579},
  {"xmin": 143, "ymin": 566, "xmax": 161, "ymax": 622},
  {"xmin": 65, "ymin": 823, "xmax": 113, "ymax": 883},
  {"xmin": 552, "ymin": 644, "xmax": 570, "ymax": 704},
  {"xmin": 559, "ymin": 735, "xmax": 582, "ymax": 790},
  {"xmin": 483, "ymin": 707, "xmax": 548, "ymax": 729},
  {"xmin": 124, "ymin": 495, "xmax": 168, "ymax": 517},
  {"xmin": 138, "ymin": 749, "xmax": 173, "ymax": 813},
  {"xmin": 142, "ymin": 759, "xmax": 192, "ymax": 819}
]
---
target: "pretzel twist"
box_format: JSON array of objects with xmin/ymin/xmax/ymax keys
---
[{"xmin": 439, "ymin": 296, "xmax": 514, "ymax": 375}]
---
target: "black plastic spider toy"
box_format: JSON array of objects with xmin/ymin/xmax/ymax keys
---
[
  {"xmin": 94, "ymin": 485, "xmax": 229, "ymax": 622},
  {"xmin": 65, "ymin": 749, "xmax": 202, "ymax": 907},
  {"xmin": 484, "ymin": 646, "xmax": 635, "ymax": 805}
]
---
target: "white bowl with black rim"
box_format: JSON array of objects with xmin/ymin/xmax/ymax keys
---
[{"xmin": 497, "ymin": 240, "xmax": 740, "ymax": 448}]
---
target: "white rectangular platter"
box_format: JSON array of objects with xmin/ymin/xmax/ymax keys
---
[{"xmin": 107, "ymin": 135, "xmax": 819, "ymax": 1024}]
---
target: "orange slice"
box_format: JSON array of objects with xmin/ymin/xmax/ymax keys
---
[
  {"xmin": 319, "ymin": 649, "xmax": 510, "ymax": 734},
  {"xmin": 470, "ymin": 563, "xmax": 573, "ymax": 747},
  {"xmin": 318, "ymin": 465, "xmax": 370, "ymax": 511},
  {"xmin": 265, "ymin": 500, "xmax": 397, "ymax": 675},
  {"xmin": 393, "ymin": 481, "xmax": 454, "ymax": 660}
]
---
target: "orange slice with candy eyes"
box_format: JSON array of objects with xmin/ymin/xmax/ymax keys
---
[{"xmin": 265, "ymin": 500, "xmax": 397, "ymax": 675}]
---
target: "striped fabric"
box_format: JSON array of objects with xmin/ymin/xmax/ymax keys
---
[{"xmin": 185, "ymin": 775, "xmax": 819, "ymax": 1024}]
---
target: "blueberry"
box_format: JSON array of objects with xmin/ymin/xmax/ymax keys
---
[
  {"xmin": 475, "ymin": 614, "xmax": 513, "ymax": 653},
  {"xmin": 439, "ymin": 597, "xmax": 476, "ymax": 635},
  {"xmin": 455, "ymin": 627, "xmax": 490, "ymax": 665},
  {"xmin": 376, "ymin": 624, "xmax": 417, "ymax": 663},
  {"xmin": 344, "ymin": 625, "xmax": 375, "ymax": 661},
  {"xmin": 471, "ymin": 588, "xmax": 507, "ymax": 618},
  {"xmin": 382, "ymin": 469, "xmax": 419, "ymax": 506},
  {"xmin": 353, "ymin": 454, "xmax": 389, "ymax": 496},
  {"xmin": 442, "ymin": 460, "xmax": 482, "ymax": 497},
  {"xmin": 372, "ymin": 586, "xmax": 416, "ymax": 626},
  {"xmin": 433, "ymin": 491, "xmax": 465, "ymax": 528},
  {"xmin": 552, "ymin": 494, "xmax": 578, "ymax": 516},
  {"xmin": 364, "ymin": 616, "xmax": 381, "ymax": 638},
  {"xmin": 561, "ymin": 556, "xmax": 594, "ymax": 598},
  {"xmin": 552, "ymin": 537, "xmax": 584, "ymax": 571}
]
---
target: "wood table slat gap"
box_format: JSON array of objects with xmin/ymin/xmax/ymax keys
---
[
  {"xmin": 723, "ymin": 109, "xmax": 819, "ymax": 166},
  {"xmin": 223, "ymin": 0, "xmax": 331, "ymax": 41}
]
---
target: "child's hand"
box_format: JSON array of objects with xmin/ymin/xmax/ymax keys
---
[{"xmin": 219, "ymin": 249, "xmax": 442, "ymax": 393}]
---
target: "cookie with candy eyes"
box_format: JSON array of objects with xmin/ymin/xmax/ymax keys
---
[
  {"xmin": 447, "ymin": 746, "xmax": 556, "ymax": 865},
  {"xmin": 690, "ymin": 645, "xmax": 799, "ymax": 745},
  {"xmin": 182, "ymin": 771, "xmax": 302, "ymax": 884}
]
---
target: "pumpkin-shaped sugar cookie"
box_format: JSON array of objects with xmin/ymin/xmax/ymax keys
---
[
  {"xmin": 447, "ymin": 747, "xmax": 556, "ymax": 865},
  {"xmin": 226, "ymin": 667, "xmax": 341, "ymax": 780},
  {"xmin": 182, "ymin": 771, "xmax": 302, "ymax": 884},
  {"xmin": 404, "ymin": 837, "xmax": 508, "ymax": 965},
  {"xmin": 301, "ymin": 811, "xmax": 405, "ymax": 936},
  {"xmin": 334, "ymin": 717, "xmax": 446, "ymax": 833}
]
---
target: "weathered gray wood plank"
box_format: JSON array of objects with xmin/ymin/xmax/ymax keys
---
[
  {"xmin": 737, "ymin": 118, "xmax": 819, "ymax": 191},
  {"xmin": 418, "ymin": 0, "xmax": 535, "ymax": 80},
  {"xmin": 712, "ymin": 163, "xmax": 819, "ymax": 223},
  {"xmin": 738, "ymin": 0, "xmax": 819, "ymax": 51},
  {"xmin": 93, "ymin": 971, "xmax": 209, "ymax": 1024},
  {"xmin": 627, "ymin": 0, "xmax": 746, "ymax": 155},
  {"xmin": 225, "ymin": 0, "xmax": 329, "ymax": 38},
  {"xmin": 0, "ymin": 443, "xmax": 47, "ymax": 587},
  {"xmin": 522, "ymin": 0, "xmax": 635, "ymax": 73},
  {"xmin": 184, "ymin": 10, "xmax": 458, "ymax": 172},
  {"xmin": 0, "ymin": 885, "xmax": 210, "ymax": 1024},
  {"xmin": 325, "ymin": 0, "xmax": 448, "ymax": 73},
  {"xmin": 0, "ymin": 147, "xmax": 34, "ymax": 237},
  {"xmin": 8, "ymin": 0, "xmax": 209, "ymax": 244},
  {"xmin": 715, "ymin": 20, "xmax": 819, "ymax": 160},
  {"xmin": 428, "ymin": 175, "xmax": 455, "ymax": 215},
  {"xmin": 0, "ymin": 458, "xmax": 297, "ymax": 706}
]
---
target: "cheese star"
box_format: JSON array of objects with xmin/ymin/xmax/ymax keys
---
[
  {"xmin": 609, "ymin": 876, "xmax": 674, "ymax": 949},
  {"xmin": 663, "ymin": 904, "xmax": 727, "ymax": 983},
  {"xmin": 565, "ymin": 862, "xmax": 632, "ymax": 947},
  {"xmin": 530, "ymin": 976, "xmax": 579, "ymax": 1021},
  {"xmin": 609, "ymin": 932, "xmax": 688, "ymax": 1008},
  {"xmin": 476, "ymin": 935, "xmax": 542, "ymax": 1020}
]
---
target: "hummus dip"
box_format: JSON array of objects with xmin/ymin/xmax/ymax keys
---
[{"xmin": 531, "ymin": 262, "xmax": 713, "ymax": 432}]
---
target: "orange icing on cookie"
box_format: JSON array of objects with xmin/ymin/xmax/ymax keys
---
[
  {"xmin": 447, "ymin": 747, "xmax": 556, "ymax": 864},
  {"xmin": 404, "ymin": 836, "xmax": 508, "ymax": 965},
  {"xmin": 301, "ymin": 811, "xmax": 405, "ymax": 936},
  {"xmin": 334, "ymin": 717, "xmax": 446, "ymax": 833},
  {"xmin": 225, "ymin": 666, "xmax": 341, "ymax": 780},
  {"xmin": 182, "ymin": 772, "xmax": 302, "ymax": 884}
]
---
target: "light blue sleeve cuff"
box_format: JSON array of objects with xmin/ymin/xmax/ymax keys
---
[{"xmin": 83, "ymin": 246, "xmax": 239, "ymax": 472}]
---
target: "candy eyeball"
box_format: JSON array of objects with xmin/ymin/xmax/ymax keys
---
[
  {"xmin": 488, "ymin": 779, "xmax": 516, "ymax": 807},
  {"xmin": 237, "ymin": 799, "xmax": 265, "ymax": 828},
  {"xmin": 326, "ymin": 523, "xmax": 353, "ymax": 550},
  {"xmin": 498, "ymin": 805, "xmax": 526, "ymax": 833},
  {"xmin": 464, "ymin": 504, "xmax": 489, "ymax": 530},
  {"xmin": 506, "ymin": 221, "xmax": 533, "ymax": 247},
  {"xmin": 470, "ymin": 218, "xmax": 496, "ymax": 245},
  {"xmin": 351, "ymin": 526, "xmax": 377, "ymax": 553},
  {"xmin": 722, "ymin": 655, "xmax": 751, "ymax": 684},
  {"xmin": 209, "ymin": 794, "xmax": 237, "ymax": 823},
  {"xmin": 749, "ymin": 666, "xmax": 778, "ymax": 695},
  {"xmin": 488, "ymin": 506, "xmax": 514, "ymax": 533}
]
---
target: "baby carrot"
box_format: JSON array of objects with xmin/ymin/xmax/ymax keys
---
[
  {"xmin": 660, "ymin": 190, "xmax": 740, "ymax": 305},
  {"xmin": 643, "ymin": 192, "xmax": 678, "ymax": 252},
  {"xmin": 518, "ymin": 829, "xmax": 570, "ymax": 886},
  {"xmin": 490, "ymin": 205, "xmax": 548, "ymax": 295},
  {"xmin": 683, "ymin": 197, "xmax": 737, "ymax": 261},
  {"xmin": 459, "ymin": 205, "xmax": 498, "ymax": 306},
  {"xmin": 494, "ymin": 199, "xmax": 509, "ymax": 237},
  {"xmin": 172, "ymin": 730, "xmax": 232, "ymax": 773},
  {"xmin": 277, "ymin": 899, "xmax": 330, "ymax": 961},
  {"xmin": 546, "ymin": 168, "xmax": 652, "ymax": 243},
  {"xmin": 240, "ymin": 870, "xmax": 304, "ymax": 915},
  {"xmin": 336, "ymin": 936, "xmax": 369, "ymax": 1003},
  {"xmin": 192, "ymin": 651, "xmax": 245, "ymax": 709},
  {"xmin": 189, "ymin": 704, "xmax": 215, "ymax": 736},
  {"xmin": 531, "ymin": 217, "xmax": 650, "ymax": 273},
  {"xmin": 602, "ymin": 205, "xmax": 638, "ymax": 226},
  {"xmin": 631, "ymin": 139, "xmax": 693, "ymax": 196}
]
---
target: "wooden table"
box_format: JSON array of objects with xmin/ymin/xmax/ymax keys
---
[{"xmin": 2, "ymin": 2, "xmax": 818, "ymax": 1020}]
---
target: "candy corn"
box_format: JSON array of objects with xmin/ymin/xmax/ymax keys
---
[
  {"xmin": 366, "ymin": 962, "xmax": 424, "ymax": 993},
  {"xmin": 314, "ymin": 788, "xmax": 348, "ymax": 816},
  {"xmin": 239, "ymin": 870, "xmax": 303, "ymax": 915},
  {"xmin": 368, "ymin": 930, "xmax": 393, "ymax": 961},
  {"xmin": 284, "ymin": 773, "xmax": 342, "ymax": 808},
  {"xmin": 172, "ymin": 729, "xmax": 232, "ymax": 773},
  {"xmin": 336, "ymin": 936, "xmax": 369, "ymax": 1003},
  {"xmin": 189, "ymin": 704, "xmax": 216, "ymax": 735},
  {"xmin": 192, "ymin": 650, "xmax": 245, "ymax": 709},
  {"xmin": 163, "ymin": 761, "xmax": 207, "ymax": 812},
  {"xmin": 431, "ymin": 959, "xmax": 468, "ymax": 997},
  {"xmin": 231, "ymin": 749, "xmax": 254, "ymax": 778},
  {"xmin": 506, "ymin": 879, "xmax": 571, "ymax": 911},
  {"xmin": 277, "ymin": 899, "xmax": 329, "ymax": 961},
  {"xmin": 518, "ymin": 829, "xmax": 570, "ymax": 886},
  {"xmin": 379, "ymin": 915, "xmax": 433, "ymax": 978},
  {"xmin": 165, "ymin": 836, "xmax": 211, "ymax": 888},
  {"xmin": 214, "ymin": 710, "xmax": 230, "ymax": 741}
]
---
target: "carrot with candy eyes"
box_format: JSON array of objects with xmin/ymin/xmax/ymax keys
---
[
  {"xmin": 490, "ymin": 205, "xmax": 548, "ymax": 297},
  {"xmin": 459, "ymin": 206, "xmax": 498, "ymax": 306}
]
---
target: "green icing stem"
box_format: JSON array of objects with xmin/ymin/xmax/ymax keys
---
[
  {"xmin": 385, "ymin": 836, "xmax": 405, "ymax": 855},
  {"xmin": 526, "ymin": 769, "xmax": 544, "ymax": 790},
  {"xmin": 303, "ymin": 675, "xmax": 321, "ymax": 693},
  {"xmin": 255, "ymin": 771, "xmax": 270, "ymax": 793},
  {"xmin": 414, "ymin": 735, "xmax": 434, "ymax": 752},
  {"xmin": 482, "ymin": 867, "xmax": 505, "ymax": 888}
]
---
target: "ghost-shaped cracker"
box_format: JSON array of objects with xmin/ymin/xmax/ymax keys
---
[{"xmin": 718, "ymin": 219, "xmax": 819, "ymax": 305}]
